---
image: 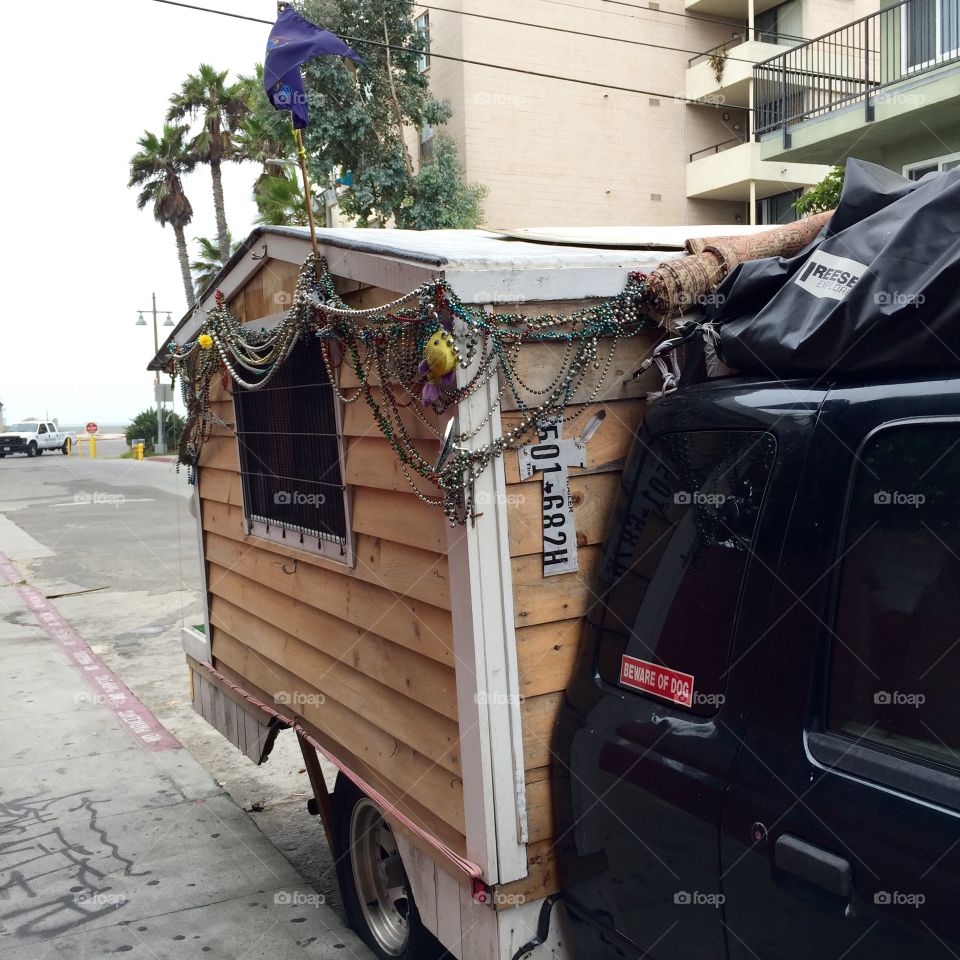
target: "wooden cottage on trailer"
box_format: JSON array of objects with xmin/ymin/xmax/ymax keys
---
[{"xmin": 149, "ymin": 224, "xmax": 765, "ymax": 960}]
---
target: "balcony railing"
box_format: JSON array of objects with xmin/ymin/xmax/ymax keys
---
[
  {"xmin": 689, "ymin": 137, "xmax": 746, "ymax": 162},
  {"xmin": 753, "ymin": 0, "xmax": 960, "ymax": 138}
]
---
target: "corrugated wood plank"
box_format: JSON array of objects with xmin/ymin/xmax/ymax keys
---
[
  {"xmin": 200, "ymin": 500, "xmax": 452, "ymax": 609},
  {"xmin": 501, "ymin": 398, "xmax": 645, "ymax": 485},
  {"xmin": 493, "ymin": 840, "xmax": 560, "ymax": 906},
  {"xmin": 520, "ymin": 692, "xmax": 564, "ymax": 770},
  {"xmin": 204, "ymin": 531, "xmax": 454, "ymax": 667},
  {"xmin": 208, "ymin": 594, "xmax": 461, "ymax": 775},
  {"xmin": 524, "ymin": 767, "xmax": 554, "ymax": 845},
  {"xmin": 229, "ymin": 291, "xmax": 247, "ymax": 324},
  {"xmin": 516, "ymin": 618, "xmax": 582, "ymax": 699},
  {"xmin": 259, "ymin": 259, "xmax": 299, "ymax": 312},
  {"xmin": 512, "ymin": 546, "xmax": 601, "ymax": 628},
  {"xmin": 198, "ymin": 435, "xmax": 240, "ymax": 472},
  {"xmin": 199, "ymin": 467, "xmax": 245, "ymax": 508},
  {"xmin": 211, "ymin": 627, "xmax": 466, "ymax": 834},
  {"xmin": 498, "ymin": 331, "xmax": 662, "ymax": 412},
  {"xmin": 506, "ymin": 472, "xmax": 620, "ymax": 558},
  {"xmin": 345, "ymin": 436, "xmax": 442, "ymax": 497},
  {"xmin": 208, "ymin": 577, "xmax": 457, "ymax": 721},
  {"xmin": 341, "ymin": 388, "xmax": 446, "ymax": 440},
  {"xmin": 242, "ymin": 269, "xmax": 266, "ymax": 321},
  {"xmin": 352, "ymin": 486, "xmax": 447, "ymax": 554}
]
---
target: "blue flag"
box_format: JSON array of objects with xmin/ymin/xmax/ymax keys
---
[{"xmin": 264, "ymin": 6, "xmax": 365, "ymax": 129}]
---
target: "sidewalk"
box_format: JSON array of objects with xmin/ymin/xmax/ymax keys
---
[{"xmin": 0, "ymin": 558, "xmax": 370, "ymax": 960}]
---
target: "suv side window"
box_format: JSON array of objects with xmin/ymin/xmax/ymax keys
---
[
  {"xmin": 596, "ymin": 430, "xmax": 776, "ymax": 717},
  {"xmin": 827, "ymin": 422, "xmax": 960, "ymax": 772},
  {"xmin": 38, "ymin": 424, "xmax": 47, "ymax": 434}
]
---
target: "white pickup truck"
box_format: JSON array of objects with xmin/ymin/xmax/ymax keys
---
[{"xmin": 0, "ymin": 421, "xmax": 77, "ymax": 457}]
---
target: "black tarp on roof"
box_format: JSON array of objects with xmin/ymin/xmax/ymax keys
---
[{"xmin": 712, "ymin": 159, "xmax": 960, "ymax": 377}]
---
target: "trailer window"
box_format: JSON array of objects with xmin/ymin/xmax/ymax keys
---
[
  {"xmin": 597, "ymin": 430, "xmax": 776, "ymax": 716},
  {"xmin": 233, "ymin": 335, "xmax": 351, "ymax": 563},
  {"xmin": 827, "ymin": 422, "xmax": 960, "ymax": 772}
]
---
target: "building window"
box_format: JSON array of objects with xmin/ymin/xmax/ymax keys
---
[
  {"xmin": 902, "ymin": 0, "xmax": 959, "ymax": 71},
  {"xmin": 419, "ymin": 121, "xmax": 434, "ymax": 163},
  {"xmin": 233, "ymin": 335, "xmax": 352, "ymax": 564},
  {"xmin": 415, "ymin": 12, "xmax": 430, "ymax": 73},
  {"xmin": 826, "ymin": 422, "xmax": 960, "ymax": 773},
  {"xmin": 754, "ymin": 0, "xmax": 802, "ymax": 45},
  {"xmin": 756, "ymin": 190, "xmax": 801, "ymax": 225},
  {"xmin": 904, "ymin": 150, "xmax": 960, "ymax": 179}
]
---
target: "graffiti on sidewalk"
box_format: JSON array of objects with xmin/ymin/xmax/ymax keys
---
[{"xmin": 0, "ymin": 790, "xmax": 150, "ymax": 938}]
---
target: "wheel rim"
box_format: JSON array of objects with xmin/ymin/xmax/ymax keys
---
[{"xmin": 349, "ymin": 798, "xmax": 410, "ymax": 956}]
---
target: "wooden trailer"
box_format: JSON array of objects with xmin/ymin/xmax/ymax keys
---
[{"xmin": 151, "ymin": 225, "xmax": 755, "ymax": 960}]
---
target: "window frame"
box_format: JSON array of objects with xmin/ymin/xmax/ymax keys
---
[
  {"xmin": 809, "ymin": 415, "xmax": 960, "ymax": 811},
  {"xmin": 231, "ymin": 335, "xmax": 355, "ymax": 568},
  {"xmin": 903, "ymin": 150, "xmax": 960, "ymax": 179},
  {"xmin": 596, "ymin": 427, "xmax": 778, "ymax": 718},
  {"xmin": 414, "ymin": 12, "xmax": 430, "ymax": 73}
]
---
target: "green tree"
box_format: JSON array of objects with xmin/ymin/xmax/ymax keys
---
[
  {"xmin": 794, "ymin": 165, "xmax": 845, "ymax": 216},
  {"xmin": 191, "ymin": 233, "xmax": 240, "ymax": 298},
  {"xmin": 128, "ymin": 124, "xmax": 197, "ymax": 305},
  {"xmin": 235, "ymin": 65, "xmax": 299, "ymax": 216},
  {"xmin": 125, "ymin": 409, "xmax": 185, "ymax": 454},
  {"xmin": 396, "ymin": 135, "xmax": 487, "ymax": 229},
  {"xmin": 253, "ymin": 169, "xmax": 322, "ymax": 226},
  {"xmin": 296, "ymin": 0, "xmax": 485, "ymax": 227},
  {"xmin": 168, "ymin": 64, "xmax": 249, "ymax": 263}
]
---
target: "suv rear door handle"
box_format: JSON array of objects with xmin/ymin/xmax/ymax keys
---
[{"xmin": 775, "ymin": 834, "xmax": 852, "ymax": 897}]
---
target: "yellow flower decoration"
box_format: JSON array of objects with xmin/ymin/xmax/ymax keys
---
[{"xmin": 198, "ymin": 334, "xmax": 214, "ymax": 350}]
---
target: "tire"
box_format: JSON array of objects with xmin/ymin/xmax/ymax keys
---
[
  {"xmin": 62, "ymin": 439, "xmax": 71, "ymax": 455},
  {"xmin": 333, "ymin": 775, "xmax": 448, "ymax": 960},
  {"xmin": 27, "ymin": 442, "xmax": 37, "ymax": 458}
]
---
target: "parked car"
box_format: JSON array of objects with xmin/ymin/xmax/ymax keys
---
[
  {"xmin": 557, "ymin": 373, "xmax": 960, "ymax": 960},
  {"xmin": 0, "ymin": 421, "xmax": 76, "ymax": 457}
]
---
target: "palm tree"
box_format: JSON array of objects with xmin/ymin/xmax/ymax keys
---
[
  {"xmin": 190, "ymin": 233, "xmax": 240, "ymax": 298},
  {"xmin": 168, "ymin": 64, "xmax": 248, "ymax": 263},
  {"xmin": 253, "ymin": 170, "xmax": 319, "ymax": 227},
  {"xmin": 235, "ymin": 65, "xmax": 298, "ymax": 218},
  {"xmin": 128, "ymin": 124, "xmax": 197, "ymax": 305}
]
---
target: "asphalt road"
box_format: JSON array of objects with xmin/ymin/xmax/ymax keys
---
[{"xmin": 0, "ymin": 445, "xmax": 345, "ymax": 919}]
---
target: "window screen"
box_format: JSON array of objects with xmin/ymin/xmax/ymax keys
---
[
  {"xmin": 827, "ymin": 423, "xmax": 960, "ymax": 771},
  {"xmin": 233, "ymin": 335, "xmax": 348, "ymax": 553},
  {"xmin": 597, "ymin": 430, "xmax": 776, "ymax": 716}
]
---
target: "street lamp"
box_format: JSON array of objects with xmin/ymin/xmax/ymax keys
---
[{"xmin": 135, "ymin": 293, "xmax": 175, "ymax": 454}]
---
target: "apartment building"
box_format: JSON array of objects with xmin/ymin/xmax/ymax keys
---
[
  {"xmin": 413, "ymin": 0, "xmax": 874, "ymax": 228},
  {"xmin": 753, "ymin": 0, "xmax": 959, "ymax": 178}
]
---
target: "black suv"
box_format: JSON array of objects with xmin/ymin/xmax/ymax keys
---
[{"xmin": 557, "ymin": 374, "xmax": 960, "ymax": 959}]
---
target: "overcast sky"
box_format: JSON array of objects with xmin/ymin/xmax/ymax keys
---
[{"xmin": 1, "ymin": 0, "xmax": 277, "ymax": 426}]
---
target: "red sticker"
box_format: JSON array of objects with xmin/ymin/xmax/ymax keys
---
[{"xmin": 619, "ymin": 655, "xmax": 695, "ymax": 708}]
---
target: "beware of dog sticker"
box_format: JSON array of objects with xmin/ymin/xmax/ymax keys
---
[{"xmin": 620, "ymin": 654, "xmax": 695, "ymax": 708}]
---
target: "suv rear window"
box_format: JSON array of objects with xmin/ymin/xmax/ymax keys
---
[
  {"xmin": 596, "ymin": 430, "xmax": 776, "ymax": 716},
  {"xmin": 827, "ymin": 422, "xmax": 960, "ymax": 771}
]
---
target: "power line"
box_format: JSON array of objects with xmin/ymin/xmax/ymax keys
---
[
  {"xmin": 149, "ymin": 0, "xmax": 755, "ymax": 107},
  {"xmin": 414, "ymin": 3, "xmax": 765, "ymax": 66}
]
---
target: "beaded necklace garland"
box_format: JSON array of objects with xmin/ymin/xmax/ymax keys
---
[{"xmin": 167, "ymin": 255, "xmax": 653, "ymax": 525}]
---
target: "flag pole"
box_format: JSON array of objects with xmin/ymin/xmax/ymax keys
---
[{"xmin": 292, "ymin": 125, "xmax": 322, "ymax": 276}]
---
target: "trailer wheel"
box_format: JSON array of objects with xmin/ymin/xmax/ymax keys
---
[{"xmin": 333, "ymin": 775, "xmax": 447, "ymax": 959}]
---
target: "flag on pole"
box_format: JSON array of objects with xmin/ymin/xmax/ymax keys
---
[{"xmin": 264, "ymin": 5, "xmax": 365, "ymax": 129}]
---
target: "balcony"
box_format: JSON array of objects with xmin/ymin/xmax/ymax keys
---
[
  {"xmin": 686, "ymin": 139, "xmax": 831, "ymax": 201},
  {"xmin": 754, "ymin": 0, "xmax": 960, "ymax": 163},
  {"xmin": 687, "ymin": 36, "xmax": 788, "ymax": 108},
  {"xmin": 685, "ymin": 0, "xmax": 782, "ymax": 20}
]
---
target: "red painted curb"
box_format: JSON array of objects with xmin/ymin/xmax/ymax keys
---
[{"xmin": 0, "ymin": 552, "xmax": 181, "ymax": 752}]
